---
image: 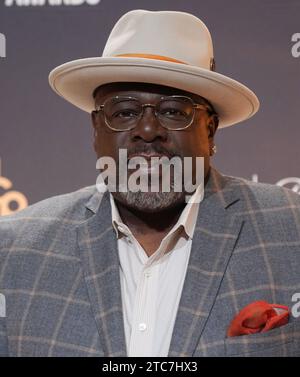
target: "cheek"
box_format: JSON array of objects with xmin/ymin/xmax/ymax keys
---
[
  {"xmin": 96, "ymin": 130, "xmax": 125, "ymax": 159},
  {"xmin": 175, "ymin": 126, "xmax": 210, "ymax": 157}
]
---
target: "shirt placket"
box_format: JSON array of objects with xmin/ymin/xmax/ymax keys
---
[{"xmin": 128, "ymin": 257, "xmax": 160, "ymax": 356}]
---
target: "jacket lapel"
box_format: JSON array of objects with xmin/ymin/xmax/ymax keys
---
[
  {"xmin": 168, "ymin": 168, "xmax": 244, "ymax": 356},
  {"xmin": 76, "ymin": 189, "xmax": 127, "ymax": 357}
]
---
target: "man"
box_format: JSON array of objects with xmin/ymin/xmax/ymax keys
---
[{"xmin": 0, "ymin": 10, "xmax": 300, "ymax": 357}]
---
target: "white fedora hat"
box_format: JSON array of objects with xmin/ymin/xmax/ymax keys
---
[{"xmin": 48, "ymin": 9, "xmax": 259, "ymax": 128}]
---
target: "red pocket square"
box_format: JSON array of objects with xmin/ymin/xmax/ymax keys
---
[{"xmin": 227, "ymin": 300, "xmax": 289, "ymax": 337}]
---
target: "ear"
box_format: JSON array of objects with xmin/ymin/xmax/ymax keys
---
[
  {"xmin": 207, "ymin": 115, "xmax": 219, "ymax": 157},
  {"xmin": 207, "ymin": 114, "xmax": 219, "ymax": 139}
]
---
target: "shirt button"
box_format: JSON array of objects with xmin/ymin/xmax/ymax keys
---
[
  {"xmin": 138, "ymin": 323, "xmax": 147, "ymax": 331},
  {"xmin": 144, "ymin": 271, "xmax": 151, "ymax": 277}
]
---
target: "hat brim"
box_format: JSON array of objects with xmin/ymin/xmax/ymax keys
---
[{"xmin": 48, "ymin": 57, "xmax": 259, "ymax": 128}]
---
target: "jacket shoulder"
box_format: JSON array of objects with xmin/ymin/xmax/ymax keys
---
[
  {"xmin": 0, "ymin": 185, "xmax": 97, "ymax": 221},
  {"xmin": 224, "ymin": 174, "xmax": 300, "ymax": 210},
  {"xmin": 0, "ymin": 185, "xmax": 99, "ymax": 249}
]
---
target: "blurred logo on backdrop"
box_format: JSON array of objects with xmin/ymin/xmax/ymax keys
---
[
  {"xmin": 0, "ymin": 159, "xmax": 28, "ymax": 216},
  {"xmin": 252, "ymin": 174, "xmax": 300, "ymax": 195},
  {"xmin": 4, "ymin": 0, "xmax": 101, "ymax": 6},
  {"xmin": 276, "ymin": 177, "xmax": 300, "ymax": 194},
  {"xmin": 0, "ymin": 33, "xmax": 6, "ymax": 58},
  {"xmin": 292, "ymin": 33, "xmax": 300, "ymax": 58}
]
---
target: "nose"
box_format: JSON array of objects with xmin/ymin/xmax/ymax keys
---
[{"xmin": 130, "ymin": 106, "xmax": 168, "ymax": 143}]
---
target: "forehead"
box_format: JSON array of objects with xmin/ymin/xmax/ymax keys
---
[{"xmin": 93, "ymin": 82, "xmax": 209, "ymax": 104}]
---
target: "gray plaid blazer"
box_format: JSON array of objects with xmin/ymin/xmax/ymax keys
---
[{"xmin": 1, "ymin": 167, "xmax": 300, "ymax": 357}]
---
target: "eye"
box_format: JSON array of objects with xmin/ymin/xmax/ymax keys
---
[
  {"xmin": 160, "ymin": 108, "xmax": 187, "ymax": 117},
  {"xmin": 113, "ymin": 110, "xmax": 139, "ymax": 119}
]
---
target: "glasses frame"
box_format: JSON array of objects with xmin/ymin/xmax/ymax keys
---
[{"xmin": 94, "ymin": 95, "xmax": 213, "ymax": 132}]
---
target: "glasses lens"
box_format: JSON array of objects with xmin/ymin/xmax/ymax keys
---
[
  {"xmin": 104, "ymin": 97, "xmax": 142, "ymax": 130},
  {"xmin": 157, "ymin": 96, "xmax": 194, "ymax": 129}
]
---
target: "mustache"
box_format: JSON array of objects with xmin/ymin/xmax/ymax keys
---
[{"xmin": 127, "ymin": 145, "xmax": 179, "ymax": 160}]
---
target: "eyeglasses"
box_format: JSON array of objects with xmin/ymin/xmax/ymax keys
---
[{"xmin": 94, "ymin": 95, "xmax": 214, "ymax": 132}]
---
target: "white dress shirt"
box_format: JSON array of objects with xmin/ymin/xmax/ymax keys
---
[{"xmin": 109, "ymin": 186, "xmax": 204, "ymax": 357}]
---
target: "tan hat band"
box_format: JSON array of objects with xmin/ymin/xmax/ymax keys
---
[{"xmin": 115, "ymin": 53, "xmax": 187, "ymax": 65}]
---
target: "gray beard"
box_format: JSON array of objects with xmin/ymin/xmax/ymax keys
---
[
  {"xmin": 116, "ymin": 189, "xmax": 185, "ymax": 212},
  {"xmin": 116, "ymin": 164, "xmax": 187, "ymax": 211}
]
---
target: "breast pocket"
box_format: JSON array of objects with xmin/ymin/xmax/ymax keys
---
[{"xmin": 224, "ymin": 319, "xmax": 300, "ymax": 357}]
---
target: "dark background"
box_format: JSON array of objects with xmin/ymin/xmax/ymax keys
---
[{"xmin": 0, "ymin": 0, "xmax": 299, "ymax": 214}]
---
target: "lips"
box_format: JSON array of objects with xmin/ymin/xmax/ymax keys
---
[{"xmin": 128, "ymin": 153, "xmax": 171, "ymax": 161}]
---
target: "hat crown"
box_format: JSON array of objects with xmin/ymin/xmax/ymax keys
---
[
  {"xmin": 49, "ymin": 9, "xmax": 259, "ymax": 128},
  {"xmin": 102, "ymin": 10, "xmax": 214, "ymax": 70}
]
